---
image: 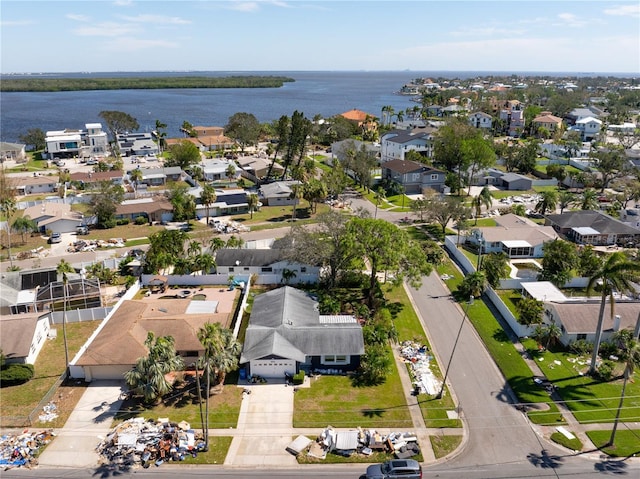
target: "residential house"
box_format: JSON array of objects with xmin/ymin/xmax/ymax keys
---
[
  {"xmin": 192, "ymin": 125, "xmax": 235, "ymax": 151},
  {"xmin": 0, "ymin": 142, "xmax": 27, "ymax": 162},
  {"xmin": 14, "ymin": 175, "xmax": 58, "ymax": 196},
  {"xmin": 545, "ymin": 210, "xmax": 640, "ymax": 246},
  {"xmin": 499, "ymin": 172, "xmax": 533, "ymax": 191},
  {"xmin": 425, "ymin": 105, "xmax": 443, "ymax": 117},
  {"xmin": 500, "ymin": 104, "xmax": 525, "ymax": 137},
  {"xmin": 531, "ymin": 113, "xmax": 563, "ymax": 135},
  {"xmin": 571, "ymin": 117, "xmax": 602, "ymax": 141},
  {"xmin": 468, "ymin": 112, "xmax": 493, "ymax": 130},
  {"xmin": 0, "ymin": 314, "xmax": 51, "ymax": 365},
  {"xmin": 467, "ymin": 213, "xmax": 559, "ymax": 258},
  {"xmin": 379, "ymin": 127, "xmax": 437, "ymax": 163},
  {"xmin": 72, "ymin": 289, "xmax": 237, "ymax": 381},
  {"xmin": 259, "ymin": 181, "xmax": 300, "ymax": 206},
  {"xmin": 544, "ymin": 302, "xmax": 640, "ymax": 347},
  {"xmin": 567, "ymin": 107, "xmax": 601, "ymax": 124},
  {"xmin": 194, "ymin": 188, "xmax": 249, "ymax": 217},
  {"xmin": 236, "ymin": 155, "xmax": 284, "ymax": 181},
  {"xmin": 441, "ymin": 104, "xmax": 467, "ymax": 117},
  {"xmin": 69, "ymin": 170, "xmax": 124, "ymax": 188},
  {"xmin": 117, "ymin": 132, "xmax": 159, "ymax": 157},
  {"xmin": 201, "ymin": 159, "xmax": 240, "ymax": 182},
  {"xmin": 381, "ymin": 159, "xmax": 446, "ymax": 194},
  {"xmin": 339, "ymin": 109, "xmax": 377, "ymax": 134},
  {"xmin": 240, "ymin": 286, "xmax": 364, "ymax": 378},
  {"xmin": 84, "ymin": 123, "xmax": 109, "ymax": 156},
  {"xmin": 45, "ymin": 129, "xmax": 83, "ymax": 159},
  {"xmin": 115, "ymin": 196, "xmax": 174, "ymax": 224},
  {"xmin": 215, "ymin": 248, "xmax": 320, "ymax": 283},
  {"xmin": 23, "ymin": 202, "xmax": 84, "ymax": 234},
  {"xmin": 138, "ymin": 166, "xmax": 184, "ymax": 186}
]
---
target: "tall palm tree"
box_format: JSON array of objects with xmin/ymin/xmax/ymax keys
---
[
  {"xmin": 374, "ymin": 187, "xmax": 386, "ymax": 219},
  {"xmin": 535, "ymin": 190, "xmax": 558, "ymax": 216},
  {"xmin": 581, "ymin": 188, "xmax": 599, "ymax": 210},
  {"xmin": 1, "ymin": 198, "xmax": 17, "ymax": 268},
  {"xmin": 557, "ymin": 190, "xmax": 576, "ymax": 214},
  {"xmin": 56, "ymin": 259, "xmax": 75, "ymax": 375},
  {"xmin": 209, "ymin": 237, "xmax": 225, "ymax": 254},
  {"xmin": 154, "ymin": 119, "xmax": 167, "ymax": 153},
  {"xmin": 587, "ymin": 252, "xmax": 640, "ymax": 375},
  {"xmin": 129, "ymin": 169, "xmax": 143, "ymax": 198},
  {"xmin": 608, "ymin": 336, "xmax": 640, "ymax": 446},
  {"xmin": 200, "ymin": 184, "xmax": 217, "ymax": 225},
  {"xmin": 472, "ymin": 187, "xmax": 492, "ymax": 224},
  {"xmin": 247, "ymin": 193, "xmax": 259, "ymax": 219}
]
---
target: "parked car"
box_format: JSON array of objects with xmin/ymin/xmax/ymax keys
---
[
  {"xmin": 48, "ymin": 232, "xmax": 62, "ymax": 244},
  {"xmin": 76, "ymin": 225, "xmax": 89, "ymax": 235},
  {"xmin": 366, "ymin": 459, "xmax": 422, "ymax": 479},
  {"xmin": 86, "ymin": 158, "xmax": 98, "ymax": 165},
  {"xmin": 53, "ymin": 160, "xmax": 65, "ymax": 167}
]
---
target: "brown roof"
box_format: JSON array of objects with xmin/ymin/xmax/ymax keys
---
[
  {"xmin": 24, "ymin": 202, "xmax": 72, "ymax": 219},
  {"xmin": 116, "ymin": 197, "xmax": 173, "ymax": 216},
  {"xmin": 551, "ymin": 302, "xmax": 640, "ymax": 335},
  {"xmin": 70, "ymin": 170, "xmax": 123, "ymax": 183},
  {"xmin": 383, "ymin": 159, "xmax": 426, "ymax": 174},
  {"xmin": 340, "ymin": 109, "xmax": 372, "ymax": 122},
  {"xmin": 0, "ymin": 314, "xmax": 40, "ymax": 360},
  {"xmin": 193, "ymin": 126, "xmax": 224, "ymax": 137},
  {"xmin": 76, "ymin": 295, "xmax": 235, "ymax": 366},
  {"xmin": 16, "ymin": 176, "xmax": 58, "ymax": 187},
  {"xmin": 532, "ymin": 114, "xmax": 563, "ymax": 125}
]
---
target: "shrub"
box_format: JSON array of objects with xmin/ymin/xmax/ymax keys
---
[
  {"xmin": 134, "ymin": 216, "xmax": 147, "ymax": 225},
  {"xmin": 0, "ymin": 363, "xmax": 35, "ymax": 387},
  {"xmin": 116, "ymin": 218, "xmax": 130, "ymax": 226},
  {"xmin": 596, "ymin": 360, "xmax": 615, "ymax": 381},
  {"xmin": 292, "ymin": 371, "xmax": 305, "ymax": 385},
  {"xmin": 598, "ymin": 341, "xmax": 618, "ymax": 360},
  {"xmin": 569, "ymin": 339, "xmax": 592, "ymax": 355}
]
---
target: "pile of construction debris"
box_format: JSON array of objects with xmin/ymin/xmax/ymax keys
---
[
  {"xmin": 97, "ymin": 418, "xmax": 206, "ymax": 469},
  {"xmin": 287, "ymin": 426, "xmax": 421, "ymax": 460},
  {"xmin": 0, "ymin": 429, "xmax": 55, "ymax": 469},
  {"xmin": 399, "ymin": 341, "xmax": 440, "ymax": 396}
]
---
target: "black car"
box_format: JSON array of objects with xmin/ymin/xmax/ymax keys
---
[{"xmin": 366, "ymin": 459, "xmax": 422, "ymax": 479}]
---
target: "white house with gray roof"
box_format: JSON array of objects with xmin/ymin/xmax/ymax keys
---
[
  {"xmin": 240, "ymin": 286, "xmax": 364, "ymax": 378},
  {"xmin": 259, "ymin": 181, "xmax": 300, "ymax": 206},
  {"xmin": 380, "ymin": 127, "xmax": 437, "ymax": 163}
]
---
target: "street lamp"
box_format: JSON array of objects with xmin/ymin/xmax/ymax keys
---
[{"xmin": 435, "ymin": 295, "xmax": 474, "ymax": 400}]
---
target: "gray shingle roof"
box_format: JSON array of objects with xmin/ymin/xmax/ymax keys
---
[
  {"xmin": 215, "ymin": 249, "xmax": 284, "ymax": 267},
  {"xmin": 546, "ymin": 210, "xmax": 640, "ymax": 235}
]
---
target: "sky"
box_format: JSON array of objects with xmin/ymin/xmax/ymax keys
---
[{"xmin": 1, "ymin": 0, "xmax": 639, "ymax": 74}]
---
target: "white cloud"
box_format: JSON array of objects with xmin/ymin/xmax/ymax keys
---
[
  {"xmin": 450, "ymin": 27, "xmax": 526, "ymax": 37},
  {"xmin": 113, "ymin": 0, "xmax": 134, "ymax": 6},
  {"xmin": 102, "ymin": 36, "xmax": 178, "ymax": 52},
  {"xmin": 66, "ymin": 13, "xmax": 90, "ymax": 22},
  {"xmin": 227, "ymin": 2, "xmax": 261, "ymax": 13},
  {"xmin": 0, "ymin": 19, "xmax": 35, "ymax": 27},
  {"xmin": 118, "ymin": 14, "xmax": 191, "ymax": 25},
  {"xmin": 74, "ymin": 22, "xmax": 138, "ymax": 37},
  {"xmin": 604, "ymin": 4, "xmax": 640, "ymax": 17},
  {"xmin": 555, "ymin": 13, "xmax": 587, "ymax": 28}
]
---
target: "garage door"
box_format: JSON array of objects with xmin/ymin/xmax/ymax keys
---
[{"xmin": 250, "ymin": 359, "xmax": 296, "ymax": 379}]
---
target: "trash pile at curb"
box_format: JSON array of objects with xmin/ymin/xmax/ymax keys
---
[
  {"xmin": 97, "ymin": 418, "xmax": 206, "ymax": 468},
  {"xmin": 399, "ymin": 340, "xmax": 440, "ymax": 396},
  {"xmin": 0, "ymin": 430, "xmax": 55, "ymax": 469},
  {"xmin": 287, "ymin": 426, "xmax": 421, "ymax": 460},
  {"xmin": 38, "ymin": 402, "xmax": 58, "ymax": 423}
]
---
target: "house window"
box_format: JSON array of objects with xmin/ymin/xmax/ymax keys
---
[
  {"xmin": 431, "ymin": 174, "xmax": 439, "ymax": 180},
  {"xmin": 243, "ymin": 267, "xmax": 249, "ymax": 271},
  {"xmin": 321, "ymin": 355, "xmax": 349, "ymax": 365},
  {"xmin": 228, "ymin": 267, "xmax": 234, "ymax": 272},
  {"xmin": 300, "ymin": 267, "xmax": 306, "ymax": 273},
  {"xmin": 261, "ymin": 267, "xmax": 273, "ymax": 273},
  {"xmin": 577, "ymin": 333, "xmax": 586, "ymax": 341}
]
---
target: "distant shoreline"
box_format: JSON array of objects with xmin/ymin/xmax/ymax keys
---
[{"xmin": 0, "ymin": 75, "xmax": 295, "ymax": 92}]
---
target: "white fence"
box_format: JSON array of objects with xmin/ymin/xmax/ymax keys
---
[
  {"xmin": 140, "ymin": 273, "xmax": 319, "ymax": 287},
  {"xmin": 46, "ymin": 306, "xmax": 112, "ymax": 325}
]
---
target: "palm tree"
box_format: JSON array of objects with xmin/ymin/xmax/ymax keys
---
[
  {"xmin": 129, "ymin": 169, "xmax": 143, "ymax": 198},
  {"xmin": 197, "ymin": 323, "xmax": 241, "ymax": 449},
  {"xmin": 1, "ymin": 198, "xmax": 17, "ymax": 268},
  {"xmin": 209, "ymin": 237, "xmax": 225, "ymax": 254},
  {"xmin": 557, "ymin": 190, "xmax": 576, "ymax": 214},
  {"xmin": 225, "ymin": 163, "xmax": 236, "ymax": 185},
  {"xmin": 193, "ymin": 253, "xmax": 215, "ymax": 275},
  {"xmin": 608, "ymin": 335, "xmax": 640, "ymax": 447},
  {"xmin": 471, "ymin": 188, "xmax": 492, "ymax": 224},
  {"xmin": 535, "ymin": 190, "xmax": 558, "ymax": 216},
  {"xmin": 374, "ymin": 187, "xmax": 386, "ymax": 219},
  {"xmin": 580, "ymin": 188, "xmax": 599, "ymax": 210},
  {"xmin": 200, "ymin": 184, "xmax": 217, "ymax": 226},
  {"xmin": 56, "ymin": 259, "xmax": 75, "ymax": 376},
  {"xmin": 225, "ymin": 235, "xmax": 244, "ymax": 249},
  {"xmin": 459, "ymin": 271, "xmax": 487, "ymax": 298},
  {"xmin": 12, "ymin": 215, "xmax": 37, "ymax": 243},
  {"xmin": 587, "ymin": 252, "xmax": 640, "ymax": 375},
  {"xmin": 281, "ymin": 268, "xmax": 297, "ymax": 285},
  {"xmin": 543, "ymin": 323, "xmax": 563, "ymax": 350},
  {"xmin": 154, "ymin": 119, "xmax": 167, "ymax": 153},
  {"xmin": 290, "ymin": 184, "xmax": 303, "ymax": 220},
  {"xmin": 247, "ymin": 193, "xmax": 259, "ymax": 219}
]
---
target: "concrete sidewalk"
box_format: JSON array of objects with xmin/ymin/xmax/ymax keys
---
[{"xmin": 37, "ymin": 380, "xmax": 125, "ymax": 468}]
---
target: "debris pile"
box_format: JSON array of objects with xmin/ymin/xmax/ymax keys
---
[
  {"xmin": 38, "ymin": 402, "xmax": 58, "ymax": 423},
  {"xmin": 97, "ymin": 418, "xmax": 205, "ymax": 468},
  {"xmin": 208, "ymin": 218, "xmax": 250, "ymax": 234},
  {"xmin": 0, "ymin": 429, "xmax": 55, "ymax": 469},
  {"xmin": 288, "ymin": 426, "xmax": 421, "ymax": 460},
  {"xmin": 399, "ymin": 341, "xmax": 440, "ymax": 395}
]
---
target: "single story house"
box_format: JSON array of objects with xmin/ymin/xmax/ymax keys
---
[
  {"xmin": 236, "ymin": 155, "xmax": 284, "ymax": 181},
  {"xmin": 215, "ymin": 248, "xmax": 320, "ymax": 284},
  {"xmin": 70, "ymin": 170, "xmax": 124, "ymax": 188},
  {"xmin": 23, "ymin": 202, "xmax": 84, "ymax": 234},
  {"xmin": 0, "ymin": 314, "xmax": 51, "ymax": 365},
  {"xmin": 468, "ymin": 112, "xmax": 493, "ymax": 130},
  {"xmin": 193, "ymin": 188, "xmax": 249, "ymax": 217},
  {"xmin": 545, "ymin": 210, "xmax": 640, "ymax": 246},
  {"xmin": 0, "ymin": 141, "xmax": 27, "ymax": 162},
  {"xmin": 259, "ymin": 181, "xmax": 300, "ymax": 206},
  {"xmin": 138, "ymin": 166, "xmax": 184, "ymax": 186},
  {"xmin": 500, "ymin": 172, "xmax": 533, "ymax": 191},
  {"xmin": 467, "ymin": 214, "xmax": 559, "ymax": 258},
  {"xmin": 14, "ymin": 175, "xmax": 58, "ymax": 196},
  {"xmin": 381, "ymin": 159, "xmax": 446, "ymax": 194},
  {"xmin": 240, "ymin": 286, "xmax": 364, "ymax": 378},
  {"xmin": 201, "ymin": 159, "xmax": 240, "ymax": 182},
  {"xmin": 115, "ymin": 196, "xmax": 174, "ymax": 224},
  {"xmin": 72, "ymin": 290, "xmax": 237, "ymax": 381},
  {"xmin": 544, "ymin": 301, "xmax": 640, "ymax": 347}
]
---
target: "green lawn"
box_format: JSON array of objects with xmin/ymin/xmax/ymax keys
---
[
  {"xmin": 181, "ymin": 436, "xmax": 232, "ymax": 464},
  {"xmin": 293, "ymin": 353, "xmax": 413, "ymax": 429},
  {"xmin": 586, "ymin": 430, "xmax": 640, "ymax": 457},
  {"xmin": 496, "ymin": 290, "xmax": 521, "ymax": 317},
  {"xmin": 473, "ymin": 218, "xmax": 497, "ymax": 227}
]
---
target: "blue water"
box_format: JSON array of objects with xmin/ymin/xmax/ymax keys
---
[{"xmin": 0, "ymin": 70, "xmax": 633, "ymax": 143}]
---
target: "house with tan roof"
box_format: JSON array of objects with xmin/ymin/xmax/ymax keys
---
[
  {"xmin": 23, "ymin": 202, "xmax": 84, "ymax": 234},
  {"xmin": 72, "ymin": 288, "xmax": 239, "ymax": 381},
  {"xmin": 0, "ymin": 314, "xmax": 51, "ymax": 365},
  {"xmin": 14, "ymin": 175, "xmax": 58, "ymax": 196},
  {"xmin": 69, "ymin": 170, "xmax": 124, "ymax": 188},
  {"xmin": 115, "ymin": 197, "xmax": 174, "ymax": 224},
  {"xmin": 467, "ymin": 213, "xmax": 559, "ymax": 258},
  {"xmin": 532, "ymin": 112, "xmax": 563, "ymax": 134}
]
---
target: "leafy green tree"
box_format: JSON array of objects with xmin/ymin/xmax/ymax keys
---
[
  {"xmin": 98, "ymin": 111, "xmax": 139, "ymax": 155},
  {"xmin": 462, "ymin": 136, "xmax": 496, "ymax": 195},
  {"xmin": 12, "ymin": 215, "xmax": 37, "ymax": 243},
  {"xmin": 90, "ymin": 181, "xmax": 124, "ymax": 229},
  {"xmin": 410, "ymin": 197, "xmax": 430, "ymax": 222},
  {"xmin": 426, "ymin": 195, "xmax": 469, "ymax": 236},
  {"xmin": 342, "ymin": 142, "xmax": 377, "ymax": 192},
  {"xmin": 433, "ymin": 119, "xmax": 478, "ymax": 194},
  {"xmin": 591, "ymin": 148, "xmax": 625, "ymax": 192},
  {"xmin": 457, "ymin": 271, "xmax": 487, "ymax": 298},
  {"xmin": 200, "ymin": 184, "xmax": 217, "ymax": 225},
  {"xmin": 515, "ymin": 297, "xmax": 544, "ymax": 325},
  {"xmin": 546, "ymin": 164, "xmax": 566, "ymax": 183},
  {"xmin": 578, "ymin": 245, "xmax": 603, "ymax": 277},
  {"xmin": 480, "ymin": 252, "xmax": 510, "ymax": 288},
  {"xmin": 423, "ymin": 240, "xmax": 444, "ymax": 266},
  {"xmin": 540, "ymin": 239, "xmax": 579, "ymax": 287},
  {"xmin": 535, "ymin": 190, "xmax": 557, "ymax": 215},
  {"xmin": 166, "ymin": 140, "xmax": 201, "ymax": 170},
  {"xmin": 355, "ymin": 344, "xmax": 391, "ymax": 386},
  {"xmin": 514, "ymin": 139, "xmax": 539, "ymax": 174},
  {"xmin": 56, "ymin": 259, "xmax": 75, "ymax": 375},
  {"xmin": 167, "ymin": 182, "xmax": 196, "ymax": 221},
  {"xmin": 586, "ymin": 252, "xmax": 640, "ymax": 376},
  {"xmin": 124, "ymin": 332, "xmax": 184, "ymax": 404},
  {"xmin": 224, "ymin": 112, "xmax": 261, "ymax": 153},
  {"xmin": 302, "ymin": 178, "xmax": 327, "ymax": 214},
  {"xmin": 225, "ymin": 163, "xmax": 237, "ymax": 184},
  {"xmin": 18, "ymin": 128, "xmax": 45, "ymax": 151},
  {"xmin": 323, "ymin": 161, "xmax": 348, "ymax": 200},
  {"xmin": 144, "ymin": 229, "xmax": 188, "ymax": 274}
]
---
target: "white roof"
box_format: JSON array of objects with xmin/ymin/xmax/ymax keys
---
[
  {"xmin": 572, "ymin": 227, "xmax": 600, "ymax": 235},
  {"xmin": 16, "ymin": 289, "xmax": 36, "ymax": 304},
  {"xmin": 185, "ymin": 300, "xmax": 219, "ymax": 314},
  {"xmin": 576, "ymin": 116, "xmax": 602, "ymax": 124},
  {"xmin": 521, "ymin": 281, "xmax": 567, "ymax": 303},
  {"xmin": 501, "ymin": 240, "xmax": 532, "ymax": 248},
  {"xmin": 85, "ymin": 123, "xmax": 102, "ymax": 129},
  {"xmin": 319, "ymin": 315, "xmax": 358, "ymax": 324},
  {"xmin": 47, "ymin": 134, "xmax": 81, "ymax": 142}
]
